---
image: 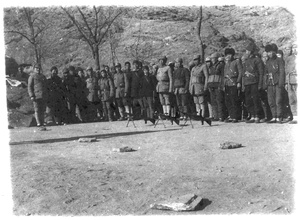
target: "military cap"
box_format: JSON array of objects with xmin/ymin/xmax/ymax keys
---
[
  {"xmin": 210, "ymin": 52, "xmax": 219, "ymax": 58},
  {"xmin": 175, "ymin": 58, "xmax": 183, "ymax": 63},
  {"xmin": 115, "ymin": 63, "xmax": 121, "ymax": 68},
  {"xmin": 69, "ymin": 65, "xmax": 75, "ymax": 71},
  {"xmin": 76, "ymin": 67, "xmax": 83, "ymax": 72},
  {"xmin": 193, "ymin": 55, "xmax": 201, "ymax": 60},
  {"xmin": 62, "ymin": 68, "xmax": 69, "ymax": 73},
  {"xmin": 32, "ymin": 62, "xmax": 41, "ymax": 69},
  {"xmin": 205, "ymin": 57, "xmax": 211, "ymax": 62},
  {"xmin": 50, "ymin": 66, "xmax": 58, "ymax": 72},
  {"xmin": 86, "ymin": 66, "xmax": 93, "ymax": 71},
  {"xmin": 225, "ymin": 48, "xmax": 235, "ymax": 56},
  {"xmin": 218, "ymin": 57, "xmax": 225, "ymax": 62},
  {"xmin": 125, "ymin": 61, "xmax": 131, "ymax": 66},
  {"xmin": 143, "ymin": 65, "xmax": 149, "ymax": 71},
  {"xmin": 158, "ymin": 56, "xmax": 167, "ymax": 61}
]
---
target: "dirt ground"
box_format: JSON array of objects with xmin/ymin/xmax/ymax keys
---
[{"xmin": 9, "ymin": 118, "xmax": 296, "ymax": 216}]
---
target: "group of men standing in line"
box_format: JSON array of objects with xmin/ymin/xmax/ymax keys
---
[{"xmin": 27, "ymin": 42, "xmax": 297, "ymax": 127}]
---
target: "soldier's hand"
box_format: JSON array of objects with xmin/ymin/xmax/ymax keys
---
[
  {"xmin": 30, "ymin": 97, "xmax": 35, "ymax": 101},
  {"xmin": 237, "ymin": 83, "xmax": 241, "ymax": 88}
]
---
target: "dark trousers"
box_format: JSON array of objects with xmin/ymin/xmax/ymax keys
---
[
  {"xmin": 282, "ymin": 88, "xmax": 293, "ymax": 119},
  {"xmin": 33, "ymin": 98, "xmax": 46, "ymax": 126},
  {"xmin": 244, "ymin": 83, "xmax": 260, "ymax": 117},
  {"xmin": 267, "ymin": 85, "xmax": 283, "ymax": 118},
  {"xmin": 209, "ymin": 87, "xmax": 226, "ymax": 120},
  {"xmin": 225, "ymin": 86, "xmax": 239, "ymax": 120},
  {"xmin": 259, "ymin": 89, "xmax": 272, "ymax": 120}
]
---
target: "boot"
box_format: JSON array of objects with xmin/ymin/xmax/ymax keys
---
[
  {"xmin": 35, "ymin": 112, "xmax": 41, "ymax": 127},
  {"xmin": 165, "ymin": 105, "xmax": 170, "ymax": 116},
  {"xmin": 118, "ymin": 107, "xmax": 125, "ymax": 121}
]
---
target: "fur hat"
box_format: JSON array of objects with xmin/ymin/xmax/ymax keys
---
[
  {"xmin": 62, "ymin": 68, "xmax": 69, "ymax": 74},
  {"xmin": 125, "ymin": 61, "xmax": 131, "ymax": 66},
  {"xmin": 175, "ymin": 58, "xmax": 183, "ymax": 63},
  {"xmin": 210, "ymin": 52, "xmax": 219, "ymax": 58},
  {"xmin": 225, "ymin": 48, "xmax": 235, "ymax": 56},
  {"xmin": 69, "ymin": 66, "xmax": 75, "ymax": 71},
  {"xmin": 86, "ymin": 66, "xmax": 93, "ymax": 71},
  {"xmin": 115, "ymin": 63, "xmax": 121, "ymax": 68},
  {"xmin": 50, "ymin": 66, "xmax": 58, "ymax": 72},
  {"xmin": 265, "ymin": 44, "xmax": 273, "ymax": 52}
]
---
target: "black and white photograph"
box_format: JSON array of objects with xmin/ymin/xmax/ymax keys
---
[{"xmin": 1, "ymin": 0, "xmax": 299, "ymax": 217}]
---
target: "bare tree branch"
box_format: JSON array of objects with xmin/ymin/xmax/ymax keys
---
[
  {"xmin": 5, "ymin": 30, "xmax": 34, "ymax": 44},
  {"xmin": 77, "ymin": 6, "xmax": 96, "ymax": 42}
]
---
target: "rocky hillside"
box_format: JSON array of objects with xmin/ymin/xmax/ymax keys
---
[{"xmin": 106, "ymin": 5, "xmax": 295, "ymax": 67}]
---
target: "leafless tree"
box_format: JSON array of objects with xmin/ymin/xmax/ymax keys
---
[
  {"xmin": 196, "ymin": 6, "xmax": 205, "ymax": 63},
  {"xmin": 61, "ymin": 6, "xmax": 124, "ymax": 70}
]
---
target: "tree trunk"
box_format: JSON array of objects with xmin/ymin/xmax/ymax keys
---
[
  {"xmin": 196, "ymin": 6, "xmax": 205, "ymax": 63},
  {"xmin": 93, "ymin": 45, "xmax": 100, "ymax": 70}
]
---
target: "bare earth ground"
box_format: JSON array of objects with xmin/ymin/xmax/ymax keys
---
[{"xmin": 9, "ymin": 119, "xmax": 296, "ymax": 216}]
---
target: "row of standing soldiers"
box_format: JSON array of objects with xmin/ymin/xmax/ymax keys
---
[{"xmin": 28, "ymin": 42, "xmax": 296, "ymax": 126}]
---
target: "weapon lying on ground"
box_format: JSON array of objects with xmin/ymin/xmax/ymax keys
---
[
  {"xmin": 153, "ymin": 112, "xmax": 180, "ymax": 128},
  {"xmin": 123, "ymin": 112, "xmax": 156, "ymax": 128},
  {"xmin": 179, "ymin": 110, "xmax": 212, "ymax": 126}
]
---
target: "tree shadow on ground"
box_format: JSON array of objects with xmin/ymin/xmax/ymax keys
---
[
  {"xmin": 9, "ymin": 128, "xmax": 180, "ymax": 146},
  {"xmin": 196, "ymin": 198, "xmax": 212, "ymax": 211}
]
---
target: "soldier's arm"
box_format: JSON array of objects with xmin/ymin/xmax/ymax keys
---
[
  {"xmin": 27, "ymin": 75, "xmax": 35, "ymax": 99},
  {"xmin": 124, "ymin": 73, "xmax": 129, "ymax": 95},
  {"xmin": 257, "ymin": 59, "xmax": 264, "ymax": 90},
  {"xmin": 278, "ymin": 59, "xmax": 286, "ymax": 88},
  {"xmin": 236, "ymin": 59, "xmax": 243, "ymax": 85},
  {"xmin": 184, "ymin": 68, "xmax": 190, "ymax": 91},
  {"xmin": 168, "ymin": 66, "xmax": 173, "ymax": 93},
  {"xmin": 203, "ymin": 65, "xmax": 209, "ymax": 90},
  {"xmin": 109, "ymin": 78, "xmax": 115, "ymax": 97}
]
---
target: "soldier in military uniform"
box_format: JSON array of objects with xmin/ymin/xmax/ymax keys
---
[
  {"xmin": 46, "ymin": 66, "xmax": 68, "ymax": 125},
  {"xmin": 156, "ymin": 56, "xmax": 173, "ymax": 116},
  {"xmin": 86, "ymin": 66, "xmax": 100, "ymax": 122},
  {"xmin": 140, "ymin": 65, "xmax": 156, "ymax": 123},
  {"xmin": 223, "ymin": 48, "xmax": 243, "ymax": 123},
  {"xmin": 62, "ymin": 67, "xmax": 77, "ymax": 123},
  {"xmin": 242, "ymin": 43, "xmax": 264, "ymax": 123},
  {"xmin": 28, "ymin": 63, "xmax": 48, "ymax": 127},
  {"xmin": 98, "ymin": 69, "xmax": 114, "ymax": 121},
  {"xmin": 123, "ymin": 61, "xmax": 132, "ymax": 116},
  {"xmin": 114, "ymin": 63, "xmax": 129, "ymax": 121},
  {"xmin": 189, "ymin": 55, "xmax": 208, "ymax": 117},
  {"xmin": 173, "ymin": 57, "xmax": 190, "ymax": 119},
  {"xmin": 207, "ymin": 52, "xmax": 226, "ymax": 121},
  {"xmin": 264, "ymin": 44, "xmax": 286, "ymax": 123},
  {"xmin": 284, "ymin": 44, "xmax": 297, "ymax": 121}
]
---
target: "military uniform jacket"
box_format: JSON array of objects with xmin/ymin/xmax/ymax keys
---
[
  {"xmin": 124, "ymin": 70, "xmax": 132, "ymax": 97},
  {"xmin": 74, "ymin": 75, "xmax": 87, "ymax": 102},
  {"xmin": 86, "ymin": 77, "xmax": 99, "ymax": 102},
  {"xmin": 114, "ymin": 71, "xmax": 128, "ymax": 98},
  {"xmin": 140, "ymin": 75, "xmax": 156, "ymax": 98},
  {"xmin": 47, "ymin": 75, "xmax": 66, "ymax": 104},
  {"xmin": 131, "ymin": 69, "xmax": 143, "ymax": 98},
  {"xmin": 189, "ymin": 64, "xmax": 208, "ymax": 95},
  {"xmin": 223, "ymin": 59, "xmax": 243, "ymax": 87},
  {"xmin": 285, "ymin": 55, "xmax": 297, "ymax": 84},
  {"xmin": 156, "ymin": 65, "xmax": 173, "ymax": 93},
  {"xmin": 264, "ymin": 56, "xmax": 285, "ymax": 88},
  {"xmin": 242, "ymin": 55, "xmax": 264, "ymax": 87},
  {"xmin": 98, "ymin": 77, "xmax": 114, "ymax": 101},
  {"xmin": 62, "ymin": 75, "xmax": 76, "ymax": 100},
  {"xmin": 208, "ymin": 62, "xmax": 224, "ymax": 88},
  {"xmin": 28, "ymin": 72, "xmax": 48, "ymax": 100},
  {"xmin": 173, "ymin": 67, "xmax": 190, "ymax": 94}
]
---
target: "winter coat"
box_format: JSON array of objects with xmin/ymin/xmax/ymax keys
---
[
  {"xmin": 98, "ymin": 77, "xmax": 114, "ymax": 101},
  {"xmin": 28, "ymin": 72, "xmax": 48, "ymax": 100},
  {"xmin": 189, "ymin": 64, "xmax": 208, "ymax": 96},
  {"xmin": 140, "ymin": 75, "xmax": 156, "ymax": 98},
  {"xmin": 47, "ymin": 75, "xmax": 66, "ymax": 105},
  {"xmin": 156, "ymin": 65, "xmax": 173, "ymax": 93},
  {"xmin": 264, "ymin": 56, "xmax": 286, "ymax": 88},
  {"xmin": 131, "ymin": 69, "xmax": 143, "ymax": 98},
  {"xmin": 114, "ymin": 71, "xmax": 128, "ymax": 98},
  {"xmin": 86, "ymin": 77, "xmax": 99, "ymax": 102},
  {"xmin": 242, "ymin": 55, "xmax": 264, "ymax": 87},
  {"xmin": 208, "ymin": 61, "xmax": 224, "ymax": 88},
  {"xmin": 285, "ymin": 55, "xmax": 297, "ymax": 85},
  {"xmin": 62, "ymin": 75, "xmax": 76, "ymax": 101},
  {"xmin": 223, "ymin": 59, "xmax": 243, "ymax": 87},
  {"xmin": 124, "ymin": 70, "xmax": 132, "ymax": 97},
  {"xmin": 74, "ymin": 75, "xmax": 87, "ymax": 102},
  {"xmin": 173, "ymin": 67, "xmax": 190, "ymax": 94}
]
